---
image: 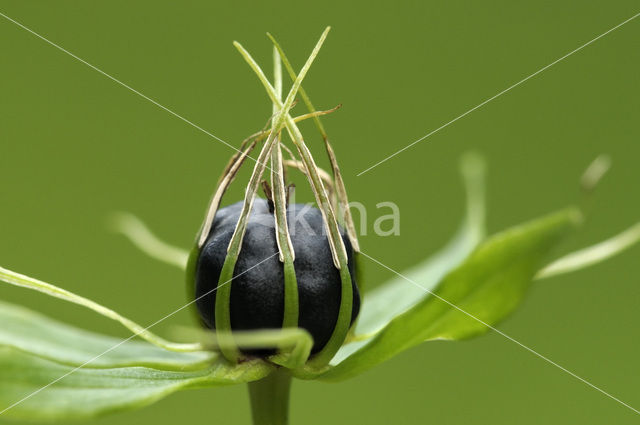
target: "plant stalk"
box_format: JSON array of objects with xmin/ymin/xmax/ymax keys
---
[{"xmin": 248, "ymin": 369, "xmax": 292, "ymax": 425}]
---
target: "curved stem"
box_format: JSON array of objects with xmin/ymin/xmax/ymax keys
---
[{"xmin": 248, "ymin": 370, "xmax": 292, "ymax": 425}]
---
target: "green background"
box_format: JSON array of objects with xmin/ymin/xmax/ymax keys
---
[{"xmin": 1, "ymin": 1, "xmax": 639, "ymax": 424}]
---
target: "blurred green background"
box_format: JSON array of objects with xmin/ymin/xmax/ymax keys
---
[{"xmin": 1, "ymin": 1, "xmax": 639, "ymax": 424}]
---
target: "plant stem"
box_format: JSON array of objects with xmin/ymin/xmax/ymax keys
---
[{"xmin": 248, "ymin": 369, "xmax": 292, "ymax": 425}]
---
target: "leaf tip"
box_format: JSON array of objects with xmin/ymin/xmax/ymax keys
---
[
  {"xmin": 581, "ymin": 154, "xmax": 611, "ymax": 188},
  {"xmin": 567, "ymin": 207, "xmax": 585, "ymax": 227},
  {"xmin": 459, "ymin": 151, "xmax": 486, "ymax": 180}
]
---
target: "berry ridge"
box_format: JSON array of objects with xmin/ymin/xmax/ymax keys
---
[{"xmin": 195, "ymin": 198, "xmax": 360, "ymax": 355}]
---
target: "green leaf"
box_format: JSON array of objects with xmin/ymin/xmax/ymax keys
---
[
  {"xmin": 0, "ymin": 346, "xmax": 272, "ymax": 421},
  {"xmin": 0, "ymin": 265, "xmax": 202, "ymax": 353},
  {"xmin": 328, "ymin": 153, "xmax": 486, "ymax": 365},
  {"xmin": 109, "ymin": 212, "xmax": 188, "ymax": 269},
  {"xmin": 536, "ymin": 221, "xmax": 640, "ymax": 279},
  {"xmin": 318, "ymin": 208, "xmax": 581, "ymax": 381},
  {"xmin": 355, "ymin": 154, "xmax": 485, "ymax": 336},
  {"xmin": 0, "ymin": 300, "xmax": 213, "ymax": 371}
]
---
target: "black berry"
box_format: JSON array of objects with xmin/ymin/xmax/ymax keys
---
[{"xmin": 194, "ymin": 198, "xmax": 360, "ymax": 355}]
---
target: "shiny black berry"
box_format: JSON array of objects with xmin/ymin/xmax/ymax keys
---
[{"xmin": 194, "ymin": 198, "xmax": 360, "ymax": 355}]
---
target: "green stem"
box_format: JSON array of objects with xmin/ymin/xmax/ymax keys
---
[{"xmin": 248, "ymin": 370, "xmax": 292, "ymax": 425}]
